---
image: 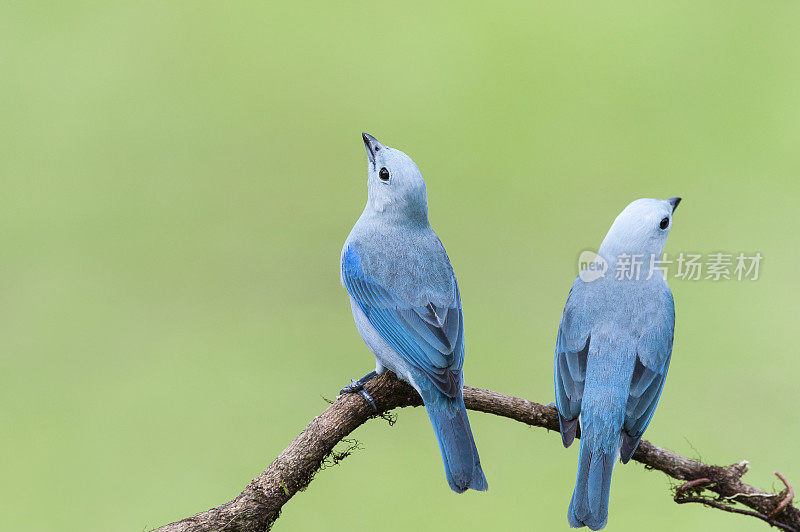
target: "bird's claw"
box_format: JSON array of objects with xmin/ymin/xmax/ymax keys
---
[
  {"xmin": 339, "ymin": 378, "xmax": 361, "ymax": 394},
  {"xmin": 357, "ymin": 389, "xmax": 377, "ymax": 411},
  {"xmin": 339, "ymin": 378, "xmax": 377, "ymax": 411}
]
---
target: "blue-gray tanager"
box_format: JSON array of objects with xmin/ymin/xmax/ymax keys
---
[
  {"xmin": 554, "ymin": 198, "xmax": 681, "ymax": 529},
  {"xmin": 339, "ymin": 133, "xmax": 487, "ymax": 493}
]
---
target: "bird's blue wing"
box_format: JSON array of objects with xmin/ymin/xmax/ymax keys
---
[
  {"xmin": 621, "ymin": 287, "xmax": 675, "ymax": 462},
  {"xmin": 342, "ymin": 245, "xmax": 463, "ymax": 397},
  {"xmin": 554, "ymin": 278, "xmax": 592, "ymax": 447}
]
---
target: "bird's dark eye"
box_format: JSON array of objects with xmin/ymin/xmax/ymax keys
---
[
  {"xmin": 659, "ymin": 217, "xmax": 670, "ymax": 230},
  {"xmin": 379, "ymin": 167, "xmax": 390, "ymax": 181}
]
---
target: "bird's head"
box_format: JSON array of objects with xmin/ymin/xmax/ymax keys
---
[
  {"xmin": 598, "ymin": 197, "xmax": 681, "ymax": 264},
  {"xmin": 361, "ymin": 133, "xmax": 428, "ymax": 224}
]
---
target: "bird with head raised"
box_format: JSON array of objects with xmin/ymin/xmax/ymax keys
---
[
  {"xmin": 554, "ymin": 197, "xmax": 681, "ymax": 530},
  {"xmin": 339, "ymin": 133, "xmax": 488, "ymax": 493}
]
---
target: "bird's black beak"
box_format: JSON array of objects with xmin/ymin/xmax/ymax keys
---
[
  {"xmin": 362, "ymin": 132, "xmax": 382, "ymax": 167},
  {"xmin": 668, "ymin": 197, "xmax": 682, "ymax": 213}
]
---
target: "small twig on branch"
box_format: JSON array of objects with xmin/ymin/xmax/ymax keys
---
[
  {"xmin": 772, "ymin": 472, "xmax": 795, "ymax": 518},
  {"xmin": 673, "ymin": 471, "xmax": 797, "ymax": 531},
  {"xmin": 676, "ymin": 477, "xmax": 712, "ymax": 495},
  {"xmin": 674, "ymin": 496, "xmax": 797, "ymax": 532},
  {"xmin": 153, "ymin": 372, "xmax": 800, "ymax": 532}
]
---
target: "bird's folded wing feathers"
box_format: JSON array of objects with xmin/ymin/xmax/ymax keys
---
[
  {"xmin": 554, "ymin": 279, "xmax": 592, "ymax": 425},
  {"xmin": 621, "ymin": 287, "xmax": 675, "ymax": 462},
  {"xmin": 342, "ymin": 246, "xmax": 463, "ymax": 397}
]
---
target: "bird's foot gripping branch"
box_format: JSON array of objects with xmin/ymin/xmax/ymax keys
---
[{"xmin": 153, "ymin": 372, "xmax": 800, "ymax": 532}]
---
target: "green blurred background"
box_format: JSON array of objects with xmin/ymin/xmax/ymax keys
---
[{"xmin": 1, "ymin": 2, "xmax": 798, "ymax": 530}]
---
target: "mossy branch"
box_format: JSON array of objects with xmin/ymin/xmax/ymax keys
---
[{"xmin": 153, "ymin": 372, "xmax": 798, "ymax": 532}]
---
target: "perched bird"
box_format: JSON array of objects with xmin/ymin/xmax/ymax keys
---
[
  {"xmin": 554, "ymin": 198, "xmax": 681, "ymax": 530},
  {"xmin": 339, "ymin": 133, "xmax": 487, "ymax": 493}
]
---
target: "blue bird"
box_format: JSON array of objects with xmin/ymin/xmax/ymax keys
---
[
  {"xmin": 554, "ymin": 198, "xmax": 681, "ymax": 529},
  {"xmin": 339, "ymin": 133, "xmax": 487, "ymax": 493}
]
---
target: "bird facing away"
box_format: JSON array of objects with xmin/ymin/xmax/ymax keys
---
[
  {"xmin": 339, "ymin": 133, "xmax": 487, "ymax": 493},
  {"xmin": 554, "ymin": 197, "xmax": 681, "ymax": 530}
]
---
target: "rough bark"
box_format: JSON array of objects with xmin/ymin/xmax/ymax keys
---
[{"xmin": 153, "ymin": 372, "xmax": 798, "ymax": 532}]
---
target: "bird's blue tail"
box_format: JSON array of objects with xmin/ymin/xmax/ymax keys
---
[
  {"xmin": 424, "ymin": 393, "xmax": 488, "ymax": 493},
  {"xmin": 568, "ymin": 427, "xmax": 617, "ymax": 530}
]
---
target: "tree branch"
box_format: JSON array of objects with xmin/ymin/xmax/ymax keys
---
[{"xmin": 153, "ymin": 372, "xmax": 799, "ymax": 532}]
